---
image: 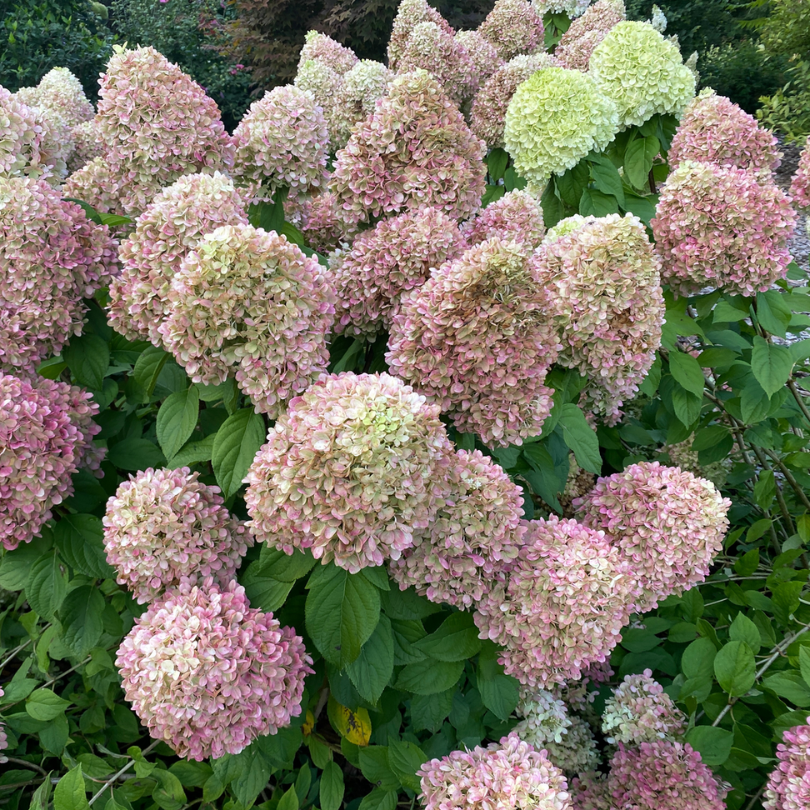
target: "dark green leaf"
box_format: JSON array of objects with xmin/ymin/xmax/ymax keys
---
[
  {"xmin": 54, "ymin": 765, "xmax": 89, "ymax": 810},
  {"xmin": 358, "ymin": 747, "xmax": 399, "ymax": 791},
  {"xmin": 347, "ymin": 616, "xmax": 394, "ymax": 704},
  {"xmin": 358, "ymin": 790, "xmax": 397, "ymax": 810},
  {"xmin": 396, "ymin": 658, "xmax": 464, "ymax": 695},
  {"xmin": 108, "ymin": 439, "xmax": 166, "ymax": 471},
  {"xmin": 212, "ymin": 408, "xmax": 266, "ymax": 498},
  {"xmin": 133, "ymin": 346, "xmax": 170, "ymax": 399},
  {"xmin": 258, "ymin": 547, "xmax": 317, "ymax": 582},
  {"xmin": 152, "ymin": 770, "xmax": 187, "ymax": 810},
  {"xmin": 764, "ymin": 672, "xmax": 810, "ymax": 707},
  {"xmin": 59, "ymin": 586, "xmax": 105, "ymax": 656},
  {"xmin": 756, "ymin": 290, "xmax": 792, "ymax": 337},
  {"xmin": 157, "ymin": 386, "xmax": 200, "ymax": 460},
  {"xmin": 751, "ymin": 336, "xmax": 794, "ymax": 397},
  {"xmin": 387, "ymin": 740, "xmax": 428, "ymax": 793},
  {"xmin": 166, "ymin": 435, "xmax": 216, "ymax": 468},
  {"xmin": 26, "ymin": 688, "xmax": 70, "ymax": 721},
  {"xmin": 413, "ymin": 612, "xmax": 481, "ymax": 662},
  {"xmin": 320, "ymin": 762, "xmax": 344, "ymax": 810},
  {"xmin": 685, "ymin": 726, "xmax": 733, "ymax": 767},
  {"xmin": 624, "ymin": 135, "xmax": 660, "ymax": 188},
  {"xmin": 579, "ymin": 187, "xmax": 620, "ymax": 217},
  {"xmin": 487, "ymin": 148, "xmax": 509, "ymax": 182},
  {"xmin": 477, "ymin": 642, "xmax": 519, "ymax": 721},
  {"xmin": 557, "ymin": 403, "xmax": 601, "ymax": 474},
  {"xmin": 714, "ymin": 641, "xmax": 756, "ymax": 696},
  {"xmin": 64, "ymin": 334, "xmax": 109, "ymax": 390},
  {"xmin": 729, "ymin": 613, "xmax": 761, "ymax": 655},
  {"xmin": 589, "ymin": 158, "xmax": 625, "ymax": 205},
  {"xmin": 26, "ymin": 553, "xmax": 67, "ymax": 620},
  {"xmin": 54, "ymin": 514, "xmax": 114, "ymax": 579},
  {"xmin": 668, "ymin": 350, "xmax": 705, "ymax": 397}
]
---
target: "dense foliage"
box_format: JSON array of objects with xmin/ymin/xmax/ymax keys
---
[{"xmin": 3, "ymin": 2, "xmax": 810, "ymax": 810}]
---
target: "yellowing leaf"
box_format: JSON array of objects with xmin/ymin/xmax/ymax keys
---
[
  {"xmin": 302, "ymin": 710, "xmax": 316, "ymax": 737},
  {"xmin": 328, "ymin": 696, "xmax": 371, "ymax": 746}
]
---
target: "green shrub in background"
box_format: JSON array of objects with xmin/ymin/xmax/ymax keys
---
[
  {"xmin": 0, "ymin": 0, "xmax": 114, "ymax": 99},
  {"xmin": 108, "ymin": 0, "xmax": 253, "ymax": 131}
]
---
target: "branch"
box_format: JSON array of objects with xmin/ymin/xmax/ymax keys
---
[{"xmin": 87, "ymin": 739, "xmax": 160, "ymax": 807}]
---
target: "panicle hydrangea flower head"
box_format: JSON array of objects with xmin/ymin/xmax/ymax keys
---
[
  {"xmin": 0, "ymin": 176, "xmax": 118, "ymax": 374},
  {"xmin": 62, "ymin": 156, "xmax": 123, "ymax": 215},
  {"xmin": 0, "ymin": 86, "xmax": 63, "ymax": 182},
  {"xmin": 575, "ymin": 461, "xmax": 730, "ymax": 612},
  {"xmin": 331, "ymin": 206, "xmax": 465, "ymax": 340},
  {"xmin": 569, "ymin": 771, "xmax": 610, "ymax": 810},
  {"xmin": 388, "ymin": 0, "xmax": 455, "ymax": 71},
  {"xmin": 515, "ymin": 689, "xmax": 573, "ymax": 745},
  {"xmin": 103, "ymin": 467, "xmax": 252, "ymax": 604},
  {"xmin": 474, "ymin": 516, "xmax": 638, "ymax": 688},
  {"xmin": 531, "ymin": 213, "xmax": 664, "ymax": 423},
  {"xmin": 109, "ymin": 172, "xmax": 248, "ymax": 347},
  {"xmin": 1, "ymin": 372, "xmax": 101, "ymax": 551},
  {"xmin": 396, "ymin": 22, "xmax": 478, "ymax": 105},
  {"xmin": 554, "ymin": 0, "xmax": 626, "ymax": 71},
  {"xmin": 479, "ymin": 0, "xmax": 545, "ymax": 61},
  {"xmin": 589, "ymin": 21, "xmax": 695, "ymax": 128},
  {"xmin": 387, "ymin": 236, "xmax": 561, "ymax": 447},
  {"xmin": 504, "ymin": 67, "xmax": 618, "ymax": 186},
  {"xmin": 68, "ymin": 119, "xmax": 103, "ymax": 172},
  {"xmin": 298, "ymin": 191, "xmax": 352, "ymax": 254},
  {"xmin": 669, "ymin": 88, "xmax": 781, "ymax": 178},
  {"xmin": 28, "ymin": 67, "xmax": 94, "ymax": 127},
  {"xmin": 232, "ymin": 85, "xmax": 329, "ymax": 204},
  {"xmin": 294, "ymin": 60, "xmax": 344, "ymax": 141},
  {"xmin": 331, "ymin": 60, "xmax": 393, "ymax": 151},
  {"xmin": 299, "ymin": 31, "xmax": 358, "ymax": 75},
  {"xmin": 608, "ymin": 741, "xmax": 727, "ymax": 810},
  {"xmin": 454, "ymin": 31, "xmax": 505, "ymax": 90},
  {"xmin": 245, "ymin": 372, "xmax": 452, "ymax": 573},
  {"xmin": 97, "ymin": 46, "xmax": 233, "ymax": 215},
  {"xmin": 161, "ymin": 224, "xmax": 335, "ymax": 418},
  {"xmin": 651, "ymin": 160, "xmax": 795, "ymax": 297},
  {"xmin": 533, "ymin": 0, "xmax": 592, "ymax": 15},
  {"xmin": 764, "ymin": 717, "xmax": 810, "ymax": 810},
  {"xmin": 330, "ymin": 70, "xmax": 486, "ymax": 227},
  {"xmin": 602, "ymin": 669, "xmax": 685, "ymax": 744},
  {"xmin": 543, "ymin": 715, "xmax": 600, "ymax": 776},
  {"xmin": 116, "ymin": 579, "xmax": 313, "ymax": 760},
  {"xmin": 389, "ymin": 448, "xmax": 527, "ymax": 608},
  {"xmin": 461, "ymin": 190, "xmax": 546, "ymax": 248},
  {"xmin": 470, "ymin": 53, "xmax": 557, "ymax": 149},
  {"xmin": 790, "ymin": 137, "xmax": 810, "ymax": 211},
  {"xmin": 418, "ymin": 732, "xmax": 573, "ymax": 810}
]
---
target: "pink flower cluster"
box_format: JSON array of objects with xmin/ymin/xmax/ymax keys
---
[
  {"xmin": 555, "ymin": 0, "xmax": 626, "ymax": 71},
  {"xmin": 294, "ymin": 60, "xmax": 343, "ymax": 139},
  {"xmin": 390, "ymin": 449, "xmax": 527, "ymax": 608},
  {"xmin": 331, "ymin": 60, "xmax": 393, "ymax": 151},
  {"xmin": 0, "ymin": 176, "xmax": 118, "ymax": 374},
  {"xmin": 109, "ymin": 171, "xmax": 248, "ymax": 347},
  {"xmin": 418, "ymin": 732, "xmax": 572, "ymax": 810},
  {"xmin": 602, "ymin": 669, "xmax": 686, "ymax": 744},
  {"xmin": 232, "ymin": 85, "xmax": 329, "ymax": 203},
  {"xmin": 791, "ymin": 137, "xmax": 810, "ymax": 211},
  {"xmin": 669, "ymin": 89, "xmax": 781, "ymax": 178},
  {"xmin": 542, "ymin": 715, "xmax": 600, "ymax": 776},
  {"xmin": 608, "ymin": 741, "xmax": 727, "ymax": 810},
  {"xmin": 103, "ymin": 467, "xmax": 251, "ymax": 604},
  {"xmin": 331, "ymin": 206, "xmax": 466, "ymax": 340},
  {"xmin": 470, "ymin": 54, "xmax": 557, "ymax": 149},
  {"xmin": 764, "ymin": 717, "xmax": 810, "ymax": 810},
  {"xmin": 245, "ymin": 372, "xmax": 451, "ymax": 573},
  {"xmin": 569, "ymin": 771, "xmax": 610, "ymax": 810},
  {"xmin": 161, "ymin": 225, "xmax": 336, "ymax": 418},
  {"xmin": 20, "ymin": 67, "xmax": 94, "ymax": 128},
  {"xmin": 96, "ymin": 46, "xmax": 233, "ymax": 215},
  {"xmin": 116, "ymin": 579, "xmax": 312, "ymax": 760},
  {"xmin": 297, "ymin": 192, "xmax": 350, "ymax": 254},
  {"xmin": 1, "ymin": 372, "xmax": 101, "ymax": 551},
  {"xmin": 576, "ymin": 461, "xmax": 730, "ymax": 612},
  {"xmin": 68, "ymin": 120, "xmax": 103, "ymax": 173},
  {"xmin": 330, "ymin": 70, "xmax": 486, "ymax": 227},
  {"xmin": 396, "ymin": 22, "xmax": 478, "ymax": 105},
  {"xmin": 299, "ymin": 31, "xmax": 358, "ymax": 75},
  {"xmin": 62, "ymin": 156, "xmax": 121, "ymax": 215},
  {"xmin": 479, "ymin": 0, "xmax": 544, "ymax": 61},
  {"xmin": 474, "ymin": 516, "xmax": 638, "ymax": 688},
  {"xmin": 532, "ymin": 214, "xmax": 664, "ymax": 423},
  {"xmin": 461, "ymin": 190, "xmax": 546, "ymax": 249},
  {"xmin": 388, "ymin": 0, "xmax": 455, "ymax": 71},
  {"xmin": 454, "ymin": 31, "xmax": 504, "ymax": 89},
  {"xmin": 387, "ymin": 237, "xmax": 560, "ymax": 447},
  {"xmin": 652, "ymin": 160, "xmax": 795, "ymax": 297}
]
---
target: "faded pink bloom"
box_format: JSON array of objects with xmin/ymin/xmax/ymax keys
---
[
  {"xmin": 232, "ymin": 85, "xmax": 329, "ymax": 203},
  {"xmin": 62, "ymin": 156, "xmax": 124, "ymax": 216},
  {"xmin": 103, "ymin": 467, "xmax": 252, "ymax": 604},
  {"xmin": 461, "ymin": 189, "xmax": 546, "ymax": 249},
  {"xmin": 116, "ymin": 579, "xmax": 312, "ymax": 760},
  {"xmin": 296, "ymin": 191, "xmax": 353, "ymax": 254},
  {"xmin": 331, "ymin": 206, "xmax": 466, "ymax": 340},
  {"xmin": 387, "ymin": 237, "xmax": 560, "ymax": 447},
  {"xmin": 299, "ymin": 31, "xmax": 358, "ymax": 75},
  {"xmin": 555, "ymin": 0, "xmax": 625, "ymax": 71},
  {"xmin": 245, "ymin": 372, "xmax": 452, "ymax": 573},
  {"xmin": 418, "ymin": 732, "xmax": 572, "ymax": 810},
  {"xmin": 161, "ymin": 224, "xmax": 335, "ymax": 418},
  {"xmin": 454, "ymin": 31, "xmax": 505, "ymax": 89},
  {"xmin": 330, "ymin": 70, "xmax": 486, "ymax": 227},
  {"xmin": 479, "ymin": 0, "xmax": 545, "ymax": 61},
  {"xmin": 575, "ymin": 461, "xmax": 730, "ymax": 612},
  {"xmin": 388, "ymin": 0, "xmax": 455, "ymax": 71},
  {"xmin": 543, "ymin": 716, "xmax": 600, "ymax": 776},
  {"xmin": 109, "ymin": 172, "xmax": 248, "ymax": 347},
  {"xmin": 0, "ymin": 176, "xmax": 118, "ymax": 374},
  {"xmin": 19, "ymin": 67, "xmax": 94, "ymax": 128},
  {"xmin": 1, "ymin": 372, "xmax": 101, "ymax": 551},
  {"xmin": 470, "ymin": 53, "xmax": 557, "ymax": 148},
  {"xmin": 390, "ymin": 449, "xmax": 526, "ymax": 608},
  {"xmin": 97, "ymin": 46, "xmax": 233, "ymax": 216},
  {"xmin": 474, "ymin": 516, "xmax": 639, "ymax": 688},
  {"xmin": 67, "ymin": 119, "xmax": 103, "ymax": 172},
  {"xmin": 608, "ymin": 741, "xmax": 727, "ymax": 810},
  {"xmin": 764, "ymin": 717, "xmax": 810, "ymax": 810},
  {"xmin": 669, "ymin": 88, "xmax": 781, "ymax": 178},
  {"xmin": 569, "ymin": 771, "xmax": 610, "ymax": 810},
  {"xmin": 791, "ymin": 137, "xmax": 810, "ymax": 210},
  {"xmin": 602, "ymin": 669, "xmax": 685, "ymax": 744},
  {"xmin": 331, "ymin": 60, "xmax": 393, "ymax": 151},
  {"xmin": 652, "ymin": 160, "xmax": 795, "ymax": 297},
  {"xmin": 294, "ymin": 59, "xmax": 344, "ymax": 143}
]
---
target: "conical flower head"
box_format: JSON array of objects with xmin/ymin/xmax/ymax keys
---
[
  {"xmin": 555, "ymin": 0, "xmax": 626, "ymax": 70},
  {"xmin": 479, "ymin": 0, "xmax": 545, "ymax": 61},
  {"xmin": 299, "ymin": 30, "xmax": 358, "ymax": 74},
  {"xmin": 26, "ymin": 67, "xmax": 94, "ymax": 127},
  {"xmin": 790, "ymin": 136, "xmax": 810, "ymax": 211},
  {"xmin": 331, "ymin": 60, "xmax": 393, "ymax": 151},
  {"xmin": 330, "ymin": 70, "xmax": 486, "ymax": 227},
  {"xmin": 461, "ymin": 189, "xmax": 546, "ymax": 248},
  {"xmin": 764, "ymin": 716, "xmax": 810, "ymax": 810},
  {"xmin": 388, "ymin": 0, "xmax": 455, "ymax": 71}
]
